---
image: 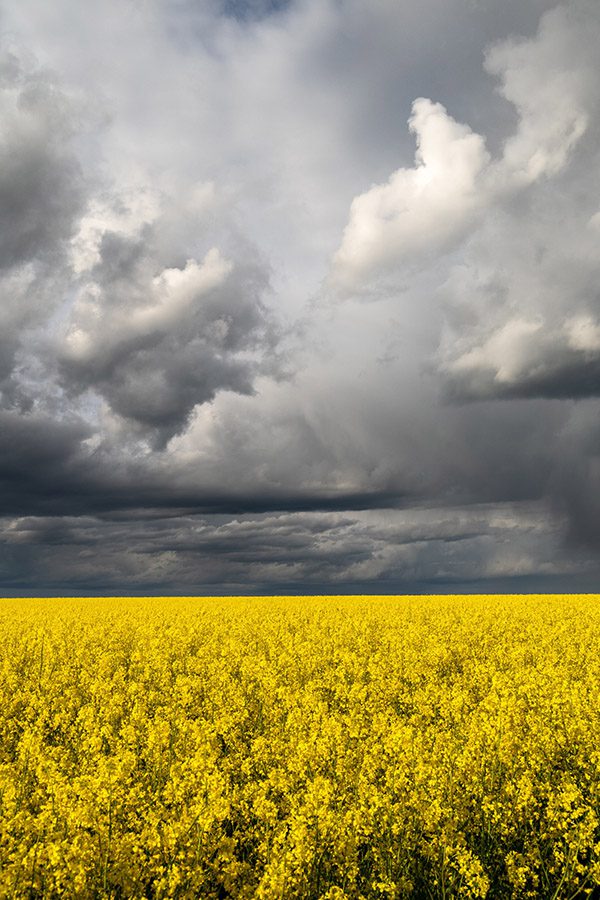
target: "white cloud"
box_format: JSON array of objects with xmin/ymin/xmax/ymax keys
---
[
  {"xmin": 448, "ymin": 317, "xmax": 544, "ymax": 384},
  {"xmin": 485, "ymin": 3, "xmax": 593, "ymax": 186},
  {"xmin": 565, "ymin": 315, "xmax": 600, "ymax": 354},
  {"xmin": 331, "ymin": 1, "xmax": 597, "ymax": 294},
  {"xmin": 331, "ymin": 99, "xmax": 490, "ymax": 289}
]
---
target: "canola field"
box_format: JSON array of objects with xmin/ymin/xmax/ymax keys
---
[{"xmin": 1, "ymin": 595, "xmax": 600, "ymax": 899}]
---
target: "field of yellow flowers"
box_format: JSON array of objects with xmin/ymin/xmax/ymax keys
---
[{"xmin": 1, "ymin": 595, "xmax": 600, "ymax": 899}]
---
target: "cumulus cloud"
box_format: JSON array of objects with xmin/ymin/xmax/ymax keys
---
[
  {"xmin": 436, "ymin": 186, "xmax": 600, "ymax": 403},
  {"xmin": 332, "ymin": 1, "xmax": 597, "ymax": 294},
  {"xmin": 485, "ymin": 2, "xmax": 593, "ymax": 186},
  {"xmin": 441, "ymin": 315, "xmax": 600, "ymax": 401},
  {"xmin": 433, "ymin": 4, "xmax": 600, "ymax": 403},
  {"xmin": 332, "ymin": 99, "xmax": 491, "ymax": 289},
  {"xmin": 60, "ymin": 220, "xmax": 275, "ymax": 444},
  {"xmin": 0, "ymin": 36, "xmax": 279, "ymax": 447}
]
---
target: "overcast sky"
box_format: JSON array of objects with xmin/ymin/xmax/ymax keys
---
[{"xmin": 1, "ymin": 0, "xmax": 600, "ymax": 595}]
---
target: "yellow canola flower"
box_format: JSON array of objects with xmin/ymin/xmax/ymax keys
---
[{"xmin": 0, "ymin": 594, "xmax": 600, "ymax": 898}]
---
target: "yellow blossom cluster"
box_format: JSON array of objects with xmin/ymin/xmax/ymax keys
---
[{"xmin": 1, "ymin": 594, "xmax": 600, "ymax": 898}]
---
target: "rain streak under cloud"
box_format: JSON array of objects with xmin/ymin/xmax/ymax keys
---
[{"xmin": 1, "ymin": 0, "xmax": 600, "ymax": 595}]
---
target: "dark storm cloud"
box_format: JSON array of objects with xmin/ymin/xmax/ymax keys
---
[
  {"xmin": 0, "ymin": 400, "xmax": 409, "ymax": 519},
  {"xmin": 2, "ymin": 503, "xmax": 590, "ymax": 596},
  {"xmin": 0, "ymin": 411, "xmax": 94, "ymax": 517}
]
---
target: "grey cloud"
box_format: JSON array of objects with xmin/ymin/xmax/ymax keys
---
[
  {"xmin": 437, "ymin": 240, "xmax": 600, "ymax": 403},
  {"xmin": 0, "ymin": 53, "xmax": 83, "ymax": 271},
  {"xmin": 0, "ymin": 397, "xmax": 410, "ymax": 519},
  {"xmin": 1, "ymin": 503, "xmax": 587, "ymax": 595},
  {"xmin": 56, "ymin": 194, "xmax": 279, "ymax": 445},
  {"xmin": 221, "ymin": 0, "xmax": 292, "ymax": 21},
  {"xmin": 444, "ymin": 355, "xmax": 600, "ymax": 402},
  {"xmin": 0, "ymin": 410, "xmax": 91, "ymax": 516},
  {"xmin": 0, "ymin": 45, "xmax": 85, "ymax": 409}
]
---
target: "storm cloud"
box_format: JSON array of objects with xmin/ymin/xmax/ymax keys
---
[{"xmin": 2, "ymin": 0, "xmax": 600, "ymax": 594}]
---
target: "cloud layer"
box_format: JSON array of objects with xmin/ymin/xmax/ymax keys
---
[{"xmin": 1, "ymin": 0, "xmax": 600, "ymax": 594}]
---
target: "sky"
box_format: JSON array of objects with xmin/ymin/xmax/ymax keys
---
[{"xmin": 1, "ymin": 0, "xmax": 600, "ymax": 595}]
